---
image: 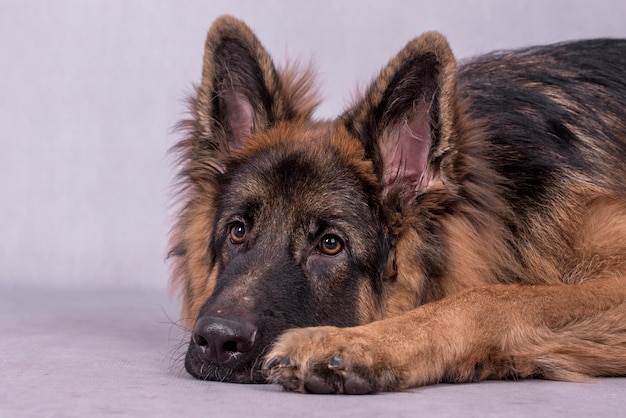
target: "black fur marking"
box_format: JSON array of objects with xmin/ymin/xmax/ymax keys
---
[{"xmin": 459, "ymin": 39, "xmax": 626, "ymax": 213}]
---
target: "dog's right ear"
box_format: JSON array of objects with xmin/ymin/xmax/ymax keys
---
[
  {"xmin": 180, "ymin": 16, "xmax": 319, "ymax": 177},
  {"xmin": 196, "ymin": 15, "xmax": 277, "ymax": 158}
]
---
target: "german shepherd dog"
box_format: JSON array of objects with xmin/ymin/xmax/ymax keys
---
[{"xmin": 169, "ymin": 15, "xmax": 626, "ymax": 394}]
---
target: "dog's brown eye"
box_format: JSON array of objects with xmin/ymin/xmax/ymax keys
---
[
  {"xmin": 230, "ymin": 222, "xmax": 247, "ymax": 244},
  {"xmin": 319, "ymin": 234, "xmax": 343, "ymax": 256}
]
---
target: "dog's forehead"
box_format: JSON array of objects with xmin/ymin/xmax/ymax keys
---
[
  {"xmin": 231, "ymin": 122, "xmax": 371, "ymax": 191},
  {"xmin": 228, "ymin": 148, "xmax": 358, "ymax": 206},
  {"xmin": 220, "ymin": 121, "xmax": 378, "ymax": 220}
]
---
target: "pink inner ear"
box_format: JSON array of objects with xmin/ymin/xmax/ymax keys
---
[
  {"xmin": 382, "ymin": 105, "xmax": 435, "ymax": 196},
  {"xmin": 224, "ymin": 91, "xmax": 255, "ymax": 150}
]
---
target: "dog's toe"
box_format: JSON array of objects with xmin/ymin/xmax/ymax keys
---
[
  {"xmin": 304, "ymin": 375, "xmax": 334, "ymax": 394},
  {"xmin": 305, "ymin": 360, "xmax": 375, "ymax": 394},
  {"xmin": 264, "ymin": 326, "xmax": 384, "ymax": 394},
  {"xmin": 343, "ymin": 372, "xmax": 373, "ymax": 394}
]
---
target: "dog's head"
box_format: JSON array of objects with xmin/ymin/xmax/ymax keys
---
[{"xmin": 170, "ymin": 15, "xmax": 459, "ymax": 383}]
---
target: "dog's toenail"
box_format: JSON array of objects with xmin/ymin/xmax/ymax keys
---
[
  {"xmin": 328, "ymin": 355, "xmax": 344, "ymax": 370},
  {"xmin": 264, "ymin": 357, "xmax": 280, "ymax": 370}
]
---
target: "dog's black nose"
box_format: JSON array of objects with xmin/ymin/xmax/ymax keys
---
[{"xmin": 192, "ymin": 316, "xmax": 258, "ymax": 365}]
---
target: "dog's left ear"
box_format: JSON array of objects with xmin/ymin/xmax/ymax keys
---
[{"xmin": 342, "ymin": 32, "xmax": 458, "ymax": 202}]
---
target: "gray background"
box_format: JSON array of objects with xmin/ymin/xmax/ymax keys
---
[
  {"xmin": 2, "ymin": 3, "xmax": 626, "ymax": 416},
  {"xmin": 2, "ymin": 0, "xmax": 625, "ymax": 290}
]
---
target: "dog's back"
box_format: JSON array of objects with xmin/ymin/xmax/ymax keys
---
[
  {"xmin": 461, "ymin": 39, "xmax": 626, "ymax": 200},
  {"xmin": 443, "ymin": 40, "xmax": 626, "ymax": 288}
]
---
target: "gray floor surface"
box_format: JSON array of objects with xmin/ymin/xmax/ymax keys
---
[{"xmin": 1, "ymin": 285, "xmax": 624, "ymax": 417}]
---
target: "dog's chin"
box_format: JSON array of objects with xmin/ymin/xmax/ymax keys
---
[{"xmin": 184, "ymin": 354, "xmax": 267, "ymax": 384}]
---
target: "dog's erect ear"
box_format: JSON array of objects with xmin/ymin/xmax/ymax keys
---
[
  {"xmin": 342, "ymin": 32, "xmax": 458, "ymax": 202},
  {"xmin": 189, "ymin": 16, "xmax": 319, "ymax": 164},
  {"xmin": 196, "ymin": 15, "xmax": 277, "ymax": 154}
]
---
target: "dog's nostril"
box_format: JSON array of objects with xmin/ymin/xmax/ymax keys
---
[
  {"xmin": 192, "ymin": 316, "xmax": 258, "ymax": 365},
  {"xmin": 222, "ymin": 340, "xmax": 237, "ymax": 353},
  {"xmin": 194, "ymin": 334, "xmax": 208, "ymax": 348}
]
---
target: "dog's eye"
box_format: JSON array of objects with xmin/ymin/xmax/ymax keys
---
[
  {"xmin": 319, "ymin": 234, "xmax": 344, "ymax": 256},
  {"xmin": 230, "ymin": 222, "xmax": 247, "ymax": 244}
]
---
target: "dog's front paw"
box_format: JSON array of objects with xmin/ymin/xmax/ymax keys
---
[{"xmin": 263, "ymin": 326, "xmax": 401, "ymax": 394}]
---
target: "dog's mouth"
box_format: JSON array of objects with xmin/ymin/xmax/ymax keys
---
[
  {"xmin": 182, "ymin": 315, "xmax": 273, "ymax": 383},
  {"xmin": 183, "ymin": 315, "xmax": 274, "ymax": 384},
  {"xmin": 184, "ymin": 343, "xmax": 268, "ymax": 384}
]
